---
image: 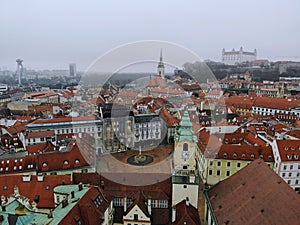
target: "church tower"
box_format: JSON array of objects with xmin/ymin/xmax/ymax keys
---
[
  {"xmin": 157, "ymin": 49, "xmax": 165, "ymax": 79},
  {"xmin": 172, "ymin": 109, "xmax": 199, "ymax": 208}
]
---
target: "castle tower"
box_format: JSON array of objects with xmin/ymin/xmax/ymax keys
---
[
  {"xmin": 157, "ymin": 49, "xmax": 165, "ymax": 79},
  {"xmin": 172, "ymin": 109, "xmax": 199, "ymax": 208}
]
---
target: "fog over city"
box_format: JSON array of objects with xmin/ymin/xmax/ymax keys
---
[{"xmin": 1, "ymin": 0, "xmax": 300, "ymax": 71}]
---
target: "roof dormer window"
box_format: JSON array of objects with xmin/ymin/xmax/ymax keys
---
[
  {"xmin": 287, "ymin": 155, "xmax": 292, "ymax": 160},
  {"xmin": 64, "ymin": 160, "xmax": 69, "ymax": 165},
  {"xmin": 42, "ymin": 162, "xmax": 47, "ymax": 167}
]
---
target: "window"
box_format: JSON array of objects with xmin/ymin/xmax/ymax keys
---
[
  {"xmin": 42, "ymin": 162, "xmax": 47, "ymax": 167},
  {"xmin": 217, "ymin": 161, "xmax": 221, "ymax": 166},
  {"xmin": 93, "ymin": 195, "xmax": 102, "ymax": 208},
  {"xmin": 237, "ymin": 162, "xmax": 241, "ymax": 168},
  {"xmin": 226, "ymin": 171, "xmax": 230, "ymax": 176},
  {"xmin": 113, "ymin": 198, "xmax": 122, "ymax": 206},
  {"xmin": 209, "ymin": 170, "xmax": 213, "ymax": 175},
  {"xmin": 134, "ymin": 214, "xmax": 138, "ymax": 220},
  {"xmin": 183, "ymin": 185, "xmax": 187, "ymax": 189},
  {"xmin": 227, "ymin": 162, "xmax": 231, "ymax": 167},
  {"xmin": 296, "ymin": 180, "xmax": 299, "ymax": 185},
  {"xmin": 41, "ymin": 137, "xmax": 45, "ymax": 142},
  {"xmin": 283, "ymin": 165, "xmax": 287, "ymax": 170},
  {"xmin": 217, "ymin": 170, "xmax": 220, "ymax": 176},
  {"xmin": 282, "ymin": 173, "xmax": 286, "ymax": 177},
  {"xmin": 209, "ymin": 161, "xmax": 213, "ymax": 166},
  {"xmin": 288, "ymin": 180, "xmax": 291, "ymax": 185},
  {"xmin": 183, "ymin": 143, "xmax": 188, "ymax": 151},
  {"xmin": 289, "ymin": 172, "xmax": 292, "ymax": 177},
  {"xmin": 64, "ymin": 160, "xmax": 69, "ymax": 165},
  {"xmin": 290, "ymin": 165, "xmax": 293, "ymax": 170},
  {"xmin": 157, "ymin": 200, "xmax": 168, "ymax": 208}
]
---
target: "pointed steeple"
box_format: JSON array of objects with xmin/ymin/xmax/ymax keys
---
[{"xmin": 157, "ymin": 49, "xmax": 165, "ymax": 79}]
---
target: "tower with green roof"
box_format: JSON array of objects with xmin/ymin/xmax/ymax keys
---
[{"xmin": 172, "ymin": 109, "xmax": 199, "ymax": 208}]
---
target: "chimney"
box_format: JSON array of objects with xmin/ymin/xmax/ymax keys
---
[
  {"xmin": 186, "ymin": 197, "xmax": 190, "ymax": 206},
  {"xmin": 32, "ymin": 201, "xmax": 37, "ymax": 211},
  {"xmin": 147, "ymin": 198, "xmax": 151, "ymax": 216},
  {"xmin": 124, "ymin": 197, "xmax": 127, "ymax": 212},
  {"xmin": 78, "ymin": 183, "xmax": 83, "ymax": 191},
  {"xmin": 172, "ymin": 206, "xmax": 176, "ymax": 222},
  {"xmin": 1, "ymin": 196, "xmax": 6, "ymax": 205},
  {"xmin": 71, "ymin": 191, "xmax": 75, "ymax": 199},
  {"xmin": 48, "ymin": 209, "xmax": 53, "ymax": 218},
  {"xmin": 62, "ymin": 199, "xmax": 68, "ymax": 208},
  {"xmin": 189, "ymin": 176, "xmax": 195, "ymax": 183},
  {"xmin": 14, "ymin": 186, "xmax": 20, "ymax": 197}
]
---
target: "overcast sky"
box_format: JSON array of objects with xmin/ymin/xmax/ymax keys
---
[{"xmin": 0, "ymin": 0, "xmax": 300, "ymax": 71}]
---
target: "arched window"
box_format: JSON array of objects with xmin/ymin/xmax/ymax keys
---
[{"xmin": 183, "ymin": 143, "xmax": 188, "ymax": 151}]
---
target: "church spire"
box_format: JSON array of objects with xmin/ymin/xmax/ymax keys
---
[{"xmin": 157, "ymin": 49, "xmax": 165, "ymax": 79}]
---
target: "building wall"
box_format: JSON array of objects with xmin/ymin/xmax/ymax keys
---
[
  {"xmin": 123, "ymin": 205, "xmax": 151, "ymax": 225},
  {"xmin": 172, "ymin": 183, "xmax": 199, "ymax": 208}
]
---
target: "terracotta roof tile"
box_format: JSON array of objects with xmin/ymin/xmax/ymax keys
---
[
  {"xmin": 0, "ymin": 174, "xmax": 71, "ymax": 208},
  {"xmin": 207, "ymin": 159, "xmax": 300, "ymax": 225},
  {"xmin": 276, "ymin": 140, "xmax": 300, "ymax": 161}
]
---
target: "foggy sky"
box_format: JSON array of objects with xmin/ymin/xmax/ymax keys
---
[{"xmin": 0, "ymin": 0, "xmax": 300, "ymax": 71}]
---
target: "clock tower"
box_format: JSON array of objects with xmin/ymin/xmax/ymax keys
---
[{"xmin": 172, "ymin": 109, "xmax": 199, "ymax": 208}]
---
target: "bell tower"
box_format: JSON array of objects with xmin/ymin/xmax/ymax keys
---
[
  {"xmin": 157, "ymin": 49, "xmax": 165, "ymax": 79},
  {"xmin": 172, "ymin": 109, "xmax": 199, "ymax": 208}
]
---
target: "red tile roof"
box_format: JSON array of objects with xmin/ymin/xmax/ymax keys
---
[
  {"xmin": 7, "ymin": 122, "xmax": 29, "ymax": 134},
  {"xmin": 37, "ymin": 141, "xmax": 90, "ymax": 172},
  {"xmin": 160, "ymin": 108, "xmax": 180, "ymax": 126},
  {"xmin": 26, "ymin": 90, "xmax": 58, "ymax": 98},
  {"xmin": 171, "ymin": 200, "xmax": 201, "ymax": 225},
  {"xmin": 276, "ymin": 140, "xmax": 300, "ymax": 161},
  {"xmin": 124, "ymin": 191, "xmax": 150, "ymax": 218},
  {"xmin": 59, "ymin": 186, "xmax": 112, "ymax": 225},
  {"xmin": 0, "ymin": 155, "xmax": 36, "ymax": 174},
  {"xmin": 207, "ymin": 159, "xmax": 300, "ymax": 225},
  {"xmin": 25, "ymin": 130, "xmax": 55, "ymax": 139},
  {"xmin": 30, "ymin": 115, "xmax": 100, "ymax": 124},
  {"xmin": 0, "ymin": 174, "xmax": 71, "ymax": 208},
  {"xmin": 27, "ymin": 141, "xmax": 56, "ymax": 155},
  {"xmin": 285, "ymin": 129, "xmax": 300, "ymax": 138},
  {"xmin": 253, "ymin": 96, "xmax": 300, "ymax": 110}
]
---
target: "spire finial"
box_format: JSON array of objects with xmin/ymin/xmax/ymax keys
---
[{"xmin": 160, "ymin": 48, "xmax": 163, "ymax": 62}]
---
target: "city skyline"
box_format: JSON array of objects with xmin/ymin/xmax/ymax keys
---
[{"xmin": 1, "ymin": 0, "xmax": 300, "ymax": 70}]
